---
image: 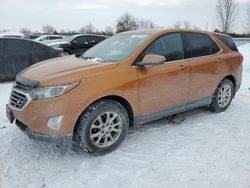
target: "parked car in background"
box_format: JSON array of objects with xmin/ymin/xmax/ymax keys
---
[
  {"xmin": 34, "ymin": 35, "xmax": 63, "ymax": 43},
  {"xmin": 0, "ymin": 38, "xmax": 62, "ymax": 81},
  {"xmin": 24, "ymin": 34, "xmax": 41, "ymax": 40},
  {"xmin": 48, "ymin": 34, "xmax": 106, "ymax": 55},
  {"xmin": 6, "ymin": 29, "xmax": 243, "ymax": 155},
  {"xmin": 0, "ymin": 32, "xmax": 24, "ymax": 38}
]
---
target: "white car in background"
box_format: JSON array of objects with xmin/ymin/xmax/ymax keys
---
[
  {"xmin": 34, "ymin": 35, "xmax": 63, "ymax": 43},
  {"xmin": 0, "ymin": 31, "xmax": 24, "ymax": 38}
]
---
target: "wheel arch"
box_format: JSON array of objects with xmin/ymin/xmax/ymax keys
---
[
  {"xmin": 224, "ymin": 75, "xmax": 236, "ymax": 96},
  {"xmin": 62, "ymin": 49, "xmax": 71, "ymax": 55},
  {"xmin": 73, "ymin": 95, "xmax": 135, "ymax": 138}
]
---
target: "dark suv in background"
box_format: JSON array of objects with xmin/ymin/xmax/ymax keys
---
[{"xmin": 48, "ymin": 34, "xmax": 106, "ymax": 55}]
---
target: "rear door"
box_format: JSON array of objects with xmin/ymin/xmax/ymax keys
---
[{"xmin": 182, "ymin": 32, "xmax": 222, "ymax": 104}]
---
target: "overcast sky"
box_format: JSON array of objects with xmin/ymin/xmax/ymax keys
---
[{"xmin": 0, "ymin": 0, "xmax": 249, "ymax": 33}]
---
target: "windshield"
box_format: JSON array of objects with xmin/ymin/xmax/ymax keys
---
[
  {"xmin": 82, "ymin": 33, "xmax": 152, "ymax": 62},
  {"xmin": 63, "ymin": 36, "xmax": 75, "ymax": 42}
]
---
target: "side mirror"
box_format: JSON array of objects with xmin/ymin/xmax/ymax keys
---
[{"xmin": 136, "ymin": 54, "xmax": 166, "ymax": 68}]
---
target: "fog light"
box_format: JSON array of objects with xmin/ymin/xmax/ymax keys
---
[{"xmin": 47, "ymin": 115, "xmax": 63, "ymax": 131}]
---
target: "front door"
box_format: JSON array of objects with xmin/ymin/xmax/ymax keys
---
[{"xmin": 135, "ymin": 33, "xmax": 189, "ymax": 123}]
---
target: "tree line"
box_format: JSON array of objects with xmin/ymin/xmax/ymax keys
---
[{"xmin": 2, "ymin": 0, "xmax": 250, "ymax": 37}]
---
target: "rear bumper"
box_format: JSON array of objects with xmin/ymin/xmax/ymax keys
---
[{"xmin": 15, "ymin": 119, "xmax": 72, "ymax": 148}]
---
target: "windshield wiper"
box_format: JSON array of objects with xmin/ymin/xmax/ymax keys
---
[{"xmin": 83, "ymin": 56, "xmax": 105, "ymax": 62}]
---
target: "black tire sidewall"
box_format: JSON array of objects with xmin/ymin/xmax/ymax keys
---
[{"xmin": 78, "ymin": 100, "xmax": 129, "ymax": 155}]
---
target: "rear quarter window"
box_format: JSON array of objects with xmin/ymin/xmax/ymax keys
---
[{"xmin": 214, "ymin": 35, "xmax": 238, "ymax": 52}]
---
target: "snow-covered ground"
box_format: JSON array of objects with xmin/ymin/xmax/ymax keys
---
[{"xmin": 0, "ymin": 45, "xmax": 250, "ymax": 188}]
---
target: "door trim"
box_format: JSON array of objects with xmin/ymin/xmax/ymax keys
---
[{"xmin": 137, "ymin": 96, "xmax": 212, "ymax": 124}]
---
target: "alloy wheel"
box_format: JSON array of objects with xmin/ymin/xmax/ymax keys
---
[{"xmin": 89, "ymin": 111, "xmax": 123, "ymax": 148}]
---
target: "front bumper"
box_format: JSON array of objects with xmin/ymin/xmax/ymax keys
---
[
  {"xmin": 7, "ymin": 86, "xmax": 84, "ymax": 136},
  {"xmin": 15, "ymin": 119, "xmax": 72, "ymax": 147}
]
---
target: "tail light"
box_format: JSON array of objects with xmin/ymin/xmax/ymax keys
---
[{"xmin": 240, "ymin": 54, "xmax": 244, "ymax": 63}]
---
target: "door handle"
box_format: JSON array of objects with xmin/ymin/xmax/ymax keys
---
[
  {"xmin": 179, "ymin": 64, "xmax": 186, "ymax": 70},
  {"xmin": 217, "ymin": 58, "xmax": 223, "ymax": 63}
]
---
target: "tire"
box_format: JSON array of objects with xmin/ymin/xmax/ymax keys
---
[
  {"xmin": 210, "ymin": 78, "xmax": 235, "ymax": 113},
  {"xmin": 63, "ymin": 50, "xmax": 70, "ymax": 56},
  {"xmin": 74, "ymin": 100, "xmax": 129, "ymax": 155}
]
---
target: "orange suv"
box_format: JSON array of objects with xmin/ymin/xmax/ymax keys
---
[{"xmin": 6, "ymin": 29, "xmax": 243, "ymax": 155}]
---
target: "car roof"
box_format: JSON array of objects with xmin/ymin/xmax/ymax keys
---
[
  {"xmin": 0, "ymin": 37, "xmax": 52, "ymax": 46},
  {"xmin": 211, "ymin": 32, "xmax": 232, "ymax": 38},
  {"xmin": 36, "ymin": 35, "xmax": 62, "ymax": 38},
  {"xmin": 72, "ymin": 34, "xmax": 107, "ymax": 38},
  {"xmin": 120, "ymin": 28, "xmax": 231, "ymax": 38}
]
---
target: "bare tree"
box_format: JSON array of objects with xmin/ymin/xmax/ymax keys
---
[
  {"xmin": 138, "ymin": 19, "xmax": 155, "ymax": 29},
  {"xmin": 42, "ymin": 25, "xmax": 56, "ymax": 34},
  {"xmin": 79, "ymin": 23, "xmax": 97, "ymax": 34},
  {"xmin": 247, "ymin": 0, "xmax": 250, "ymax": 33},
  {"xmin": 20, "ymin": 28, "xmax": 32, "ymax": 36},
  {"xmin": 193, "ymin": 25, "xmax": 200, "ymax": 30},
  {"xmin": 216, "ymin": 0, "xmax": 238, "ymax": 33},
  {"xmin": 173, "ymin": 21, "xmax": 182, "ymax": 29},
  {"xmin": 183, "ymin": 21, "xmax": 191, "ymax": 29},
  {"xmin": 104, "ymin": 26, "xmax": 114, "ymax": 35},
  {"xmin": 116, "ymin": 13, "xmax": 139, "ymax": 33},
  {"xmin": 0, "ymin": 29, "xmax": 8, "ymax": 33}
]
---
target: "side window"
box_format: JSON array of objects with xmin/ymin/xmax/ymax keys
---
[
  {"xmin": 210, "ymin": 39, "xmax": 221, "ymax": 54},
  {"xmin": 72, "ymin": 36, "xmax": 86, "ymax": 45},
  {"xmin": 215, "ymin": 35, "xmax": 238, "ymax": 52},
  {"xmin": 96, "ymin": 36, "xmax": 105, "ymax": 42},
  {"xmin": 184, "ymin": 33, "xmax": 214, "ymax": 58},
  {"xmin": 86, "ymin": 36, "xmax": 99, "ymax": 44},
  {"xmin": 144, "ymin": 33, "xmax": 184, "ymax": 62},
  {"xmin": 5, "ymin": 39, "xmax": 31, "ymax": 51}
]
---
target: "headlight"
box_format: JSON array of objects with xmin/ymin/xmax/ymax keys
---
[{"xmin": 29, "ymin": 82, "xmax": 79, "ymax": 100}]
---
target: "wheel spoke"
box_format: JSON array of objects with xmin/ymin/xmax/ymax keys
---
[
  {"xmin": 97, "ymin": 116, "xmax": 104, "ymax": 125},
  {"xmin": 107, "ymin": 133, "xmax": 116, "ymax": 143},
  {"xmin": 108, "ymin": 114, "xmax": 118, "ymax": 124},
  {"xmin": 90, "ymin": 131, "xmax": 102, "ymax": 139},
  {"xmin": 105, "ymin": 112, "xmax": 111, "ymax": 124},
  {"xmin": 91, "ymin": 124, "xmax": 101, "ymax": 129},
  {"xmin": 95, "ymin": 134, "xmax": 103, "ymax": 145},
  {"xmin": 111, "ymin": 126, "xmax": 122, "ymax": 133},
  {"xmin": 103, "ymin": 135, "xmax": 108, "ymax": 146}
]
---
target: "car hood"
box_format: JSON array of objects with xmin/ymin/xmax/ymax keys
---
[{"xmin": 21, "ymin": 55, "xmax": 118, "ymax": 86}]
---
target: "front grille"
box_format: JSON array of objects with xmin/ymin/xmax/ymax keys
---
[
  {"xmin": 9, "ymin": 89, "xmax": 28, "ymax": 110},
  {"xmin": 15, "ymin": 81, "xmax": 32, "ymax": 91}
]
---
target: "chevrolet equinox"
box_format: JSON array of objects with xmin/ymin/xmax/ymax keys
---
[{"xmin": 6, "ymin": 29, "xmax": 243, "ymax": 155}]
